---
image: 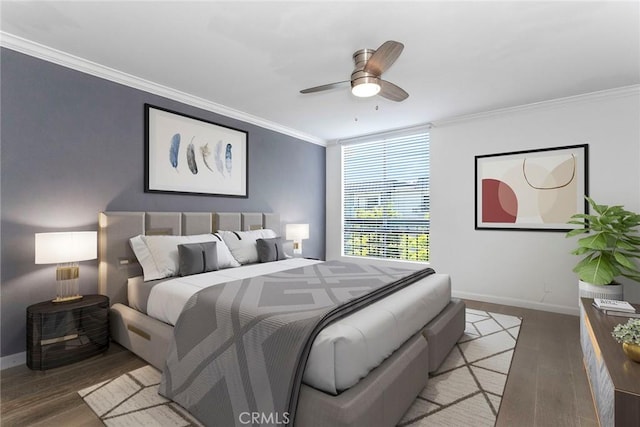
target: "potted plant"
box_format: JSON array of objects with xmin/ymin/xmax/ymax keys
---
[
  {"xmin": 612, "ymin": 318, "xmax": 640, "ymax": 363},
  {"xmin": 566, "ymin": 197, "xmax": 640, "ymax": 300}
]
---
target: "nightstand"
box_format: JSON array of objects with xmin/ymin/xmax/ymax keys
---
[{"xmin": 27, "ymin": 294, "xmax": 109, "ymax": 370}]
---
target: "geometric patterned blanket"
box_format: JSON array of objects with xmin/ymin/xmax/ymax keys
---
[{"xmin": 158, "ymin": 260, "xmax": 435, "ymax": 426}]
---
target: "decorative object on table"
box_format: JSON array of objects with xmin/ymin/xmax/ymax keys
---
[
  {"xmin": 145, "ymin": 104, "xmax": 248, "ymax": 197},
  {"xmin": 611, "ymin": 318, "xmax": 640, "ymax": 363},
  {"xmin": 592, "ymin": 298, "xmax": 640, "ymax": 318},
  {"xmin": 35, "ymin": 231, "xmax": 97, "ymax": 302},
  {"xmin": 27, "ymin": 295, "xmax": 109, "ymax": 370},
  {"xmin": 286, "ymin": 223, "xmax": 309, "ymax": 256},
  {"xmin": 566, "ymin": 197, "xmax": 640, "ymax": 301},
  {"xmin": 475, "ymin": 144, "xmax": 588, "ymax": 231},
  {"xmin": 593, "ymin": 298, "xmax": 636, "ymax": 313},
  {"xmin": 592, "ymin": 303, "xmax": 640, "ymax": 318}
]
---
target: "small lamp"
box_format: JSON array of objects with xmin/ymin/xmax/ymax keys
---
[
  {"xmin": 286, "ymin": 224, "xmax": 309, "ymax": 256},
  {"xmin": 35, "ymin": 231, "xmax": 97, "ymax": 303}
]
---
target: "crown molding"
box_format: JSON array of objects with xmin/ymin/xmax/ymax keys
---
[
  {"xmin": 0, "ymin": 32, "xmax": 327, "ymax": 147},
  {"xmin": 432, "ymin": 84, "xmax": 640, "ymax": 127}
]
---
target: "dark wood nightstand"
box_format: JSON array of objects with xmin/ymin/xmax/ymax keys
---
[{"xmin": 27, "ymin": 294, "xmax": 109, "ymax": 370}]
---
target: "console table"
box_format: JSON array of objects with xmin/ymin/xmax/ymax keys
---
[{"xmin": 580, "ymin": 297, "xmax": 640, "ymax": 426}]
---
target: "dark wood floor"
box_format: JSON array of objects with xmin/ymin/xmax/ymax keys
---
[{"xmin": 0, "ymin": 299, "xmax": 597, "ymax": 426}]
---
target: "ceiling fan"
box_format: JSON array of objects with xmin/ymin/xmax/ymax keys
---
[{"xmin": 300, "ymin": 40, "xmax": 409, "ymax": 102}]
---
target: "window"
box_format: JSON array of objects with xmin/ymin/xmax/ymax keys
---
[{"xmin": 342, "ymin": 131, "xmax": 430, "ymax": 262}]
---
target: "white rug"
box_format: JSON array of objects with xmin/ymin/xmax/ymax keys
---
[
  {"xmin": 399, "ymin": 309, "xmax": 521, "ymax": 427},
  {"xmin": 79, "ymin": 309, "xmax": 521, "ymax": 427},
  {"xmin": 78, "ymin": 365, "xmax": 202, "ymax": 426}
]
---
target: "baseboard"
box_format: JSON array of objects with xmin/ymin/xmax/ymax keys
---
[
  {"xmin": 1, "ymin": 351, "xmax": 26, "ymax": 370},
  {"xmin": 452, "ymin": 290, "xmax": 580, "ymax": 316}
]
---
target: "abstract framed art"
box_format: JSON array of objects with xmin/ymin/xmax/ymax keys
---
[
  {"xmin": 475, "ymin": 144, "xmax": 588, "ymax": 231},
  {"xmin": 145, "ymin": 104, "xmax": 248, "ymax": 197}
]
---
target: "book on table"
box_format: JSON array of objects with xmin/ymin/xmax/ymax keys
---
[
  {"xmin": 592, "ymin": 303, "xmax": 640, "ymax": 318},
  {"xmin": 593, "ymin": 298, "xmax": 636, "ymax": 313}
]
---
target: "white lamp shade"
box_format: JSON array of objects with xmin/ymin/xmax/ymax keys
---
[
  {"xmin": 286, "ymin": 224, "xmax": 310, "ymax": 241},
  {"xmin": 35, "ymin": 231, "xmax": 97, "ymax": 264}
]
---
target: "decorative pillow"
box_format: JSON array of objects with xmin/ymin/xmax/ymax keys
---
[
  {"xmin": 256, "ymin": 237, "xmax": 287, "ymax": 263},
  {"xmin": 218, "ymin": 229, "xmax": 277, "ymax": 265},
  {"xmin": 129, "ymin": 233, "xmax": 240, "ymax": 281},
  {"xmin": 178, "ymin": 242, "xmax": 219, "ymax": 276},
  {"xmin": 211, "ymin": 233, "xmax": 242, "ymax": 269}
]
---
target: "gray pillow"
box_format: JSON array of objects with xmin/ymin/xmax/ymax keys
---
[
  {"xmin": 178, "ymin": 242, "xmax": 219, "ymax": 276},
  {"xmin": 256, "ymin": 237, "xmax": 286, "ymax": 263}
]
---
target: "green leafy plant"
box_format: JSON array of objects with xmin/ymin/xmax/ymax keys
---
[
  {"xmin": 612, "ymin": 318, "xmax": 640, "ymax": 345},
  {"xmin": 566, "ymin": 197, "xmax": 640, "ymax": 285}
]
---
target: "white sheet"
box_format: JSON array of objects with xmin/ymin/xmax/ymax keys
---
[
  {"xmin": 146, "ymin": 258, "xmax": 319, "ymax": 325},
  {"xmin": 142, "ymin": 259, "xmax": 450, "ymax": 394}
]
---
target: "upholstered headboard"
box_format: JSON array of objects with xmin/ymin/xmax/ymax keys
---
[{"xmin": 98, "ymin": 211, "xmax": 280, "ymax": 306}]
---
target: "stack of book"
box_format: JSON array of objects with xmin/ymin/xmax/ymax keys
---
[{"xmin": 592, "ymin": 298, "xmax": 639, "ymax": 318}]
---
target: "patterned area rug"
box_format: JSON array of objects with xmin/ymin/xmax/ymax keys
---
[
  {"xmin": 79, "ymin": 309, "xmax": 520, "ymax": 427},
  {"xmin": 399, "ymin": 308, "xmax": 522, "ymax": 426},
  {"xmin": 78, "ymin": 365, "xmax": 201, "ymax": 426}
]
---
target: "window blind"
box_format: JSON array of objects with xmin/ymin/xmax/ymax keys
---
[{"xmin": 342, "ymin": 132, "xmax": 430, "ymax": 262}]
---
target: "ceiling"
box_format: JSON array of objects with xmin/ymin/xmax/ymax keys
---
[{"xmin": 1, "ymin": 1, "xmax": 639, "ymax": 144}]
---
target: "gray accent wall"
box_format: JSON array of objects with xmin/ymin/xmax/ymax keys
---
[{"xmin": 0, "ymin": 48, "xmax": 326, "ymax": 358}]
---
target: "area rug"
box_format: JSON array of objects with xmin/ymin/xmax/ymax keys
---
[
  {"xmin": 79, "ymin": 309, "xmax": 521, "ymax": 427},
  {"xmin": 78, "ymin": 365, "xmax": 202, "ymax": 426},
  {"xmin": 399, "ymin": 308, "xmax": 521, "ymax": 427}
]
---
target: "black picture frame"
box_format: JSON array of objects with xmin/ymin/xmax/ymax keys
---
[
  {"xmin": 475, "ymin": 144, "xmax": 589, "ymax": 231},
  {"xmin": 144, "ymin": 104, "xmax": 248, "ymax": 198}
]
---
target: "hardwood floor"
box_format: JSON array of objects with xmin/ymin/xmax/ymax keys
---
[
  {"xmin": 464, "ymin": 299, "xmax": 598, "ymax": 427},
  {"xmin": 0, "ymin": 344, "xmax": 146, "ymax": 426},
  {"xmin": 0, "ymin": 300, "xmax": 597, "ymax": 426}
]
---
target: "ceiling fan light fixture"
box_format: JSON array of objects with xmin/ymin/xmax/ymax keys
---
[
  {"xmin": 300, "ymin": 41, "xmax": 407, "ymax": 101},
  {"xmin": 352, "ymin": 81, "xmax": 381, "ymax": 97},
  {"xmin": 351, "ymin": 75, "xmax": 380, "ymax": 98}
]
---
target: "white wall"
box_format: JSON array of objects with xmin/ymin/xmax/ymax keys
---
[{"xmin": 327, "ymin": 87, "xmax": 640, "ymax": 315}]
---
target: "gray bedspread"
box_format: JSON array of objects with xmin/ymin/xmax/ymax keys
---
[{"xmin": 158, "ymin": 260, "xmax": 435, "ymax": 426}]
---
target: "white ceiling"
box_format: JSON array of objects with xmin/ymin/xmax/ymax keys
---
[{"xmin": 1, "ymin": 1, "xmax": 639, "ymax": 143}]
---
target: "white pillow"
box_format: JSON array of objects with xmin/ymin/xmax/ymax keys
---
[
  {"xmin": 129, "ymin": 233, "xmax": 239, "ymax": 281},
  {"xmin": 219, "ymin": 229, "xmax": 277, "ymax": 265},
  {"xmin": 211, "ymin": 233, "xmax": 242, "ymax": 270}
]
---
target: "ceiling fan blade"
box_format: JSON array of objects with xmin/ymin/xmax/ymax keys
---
[
  {"xmin": 379, "ymin": 80, "xmax": 409, "ymax": 102},
  {"xmin": 300, "ymin": 81, "xmax": 350, "ymax": 94},
  {"xmin": 364, "ymin": 40, "xmax": 404, "ymax": 76}
]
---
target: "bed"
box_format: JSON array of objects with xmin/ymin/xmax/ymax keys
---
[{"xmin": 98, "ymin": 211, "xmax": 465, "ymax": 426}]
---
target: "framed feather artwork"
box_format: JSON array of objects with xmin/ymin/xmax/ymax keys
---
[
  {"xmin": 144, "ymin": 104, "xmax": 248, "ymax": 197},
  {"xmin": 475, "ymin": 144, "xmax": 588, "ymax": 231}
]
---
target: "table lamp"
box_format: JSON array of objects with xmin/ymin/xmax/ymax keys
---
[
  {"xmin": 35, "ymin": 231, "xmax": 97, "ymax": 302},
  {"xmin": 286, "ymin": 224, "xmax": 309, "ymax": 256}
]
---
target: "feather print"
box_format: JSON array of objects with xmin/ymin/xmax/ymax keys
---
[
  {"xmin": 225, "ymin": 144, "xmax": 233, "ymax": 174},
  {"xmin": 200, "ymin": 143, "xmax": 214, "ymax": 172},
  {"xmin": 169, "ymin": 133, "xmax": 180, "ymax": 171},
  {"xmin": 214, "ymin": 141, "xmax": 225, "ymax": 175},
  {"xmin": 187, "ymin": 138, "xmax": 198, "ymax": 174}
]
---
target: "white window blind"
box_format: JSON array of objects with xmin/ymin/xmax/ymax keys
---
[{"xmin": 342, "ymin": 132, "xmax": 430, "ymax": 262}]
